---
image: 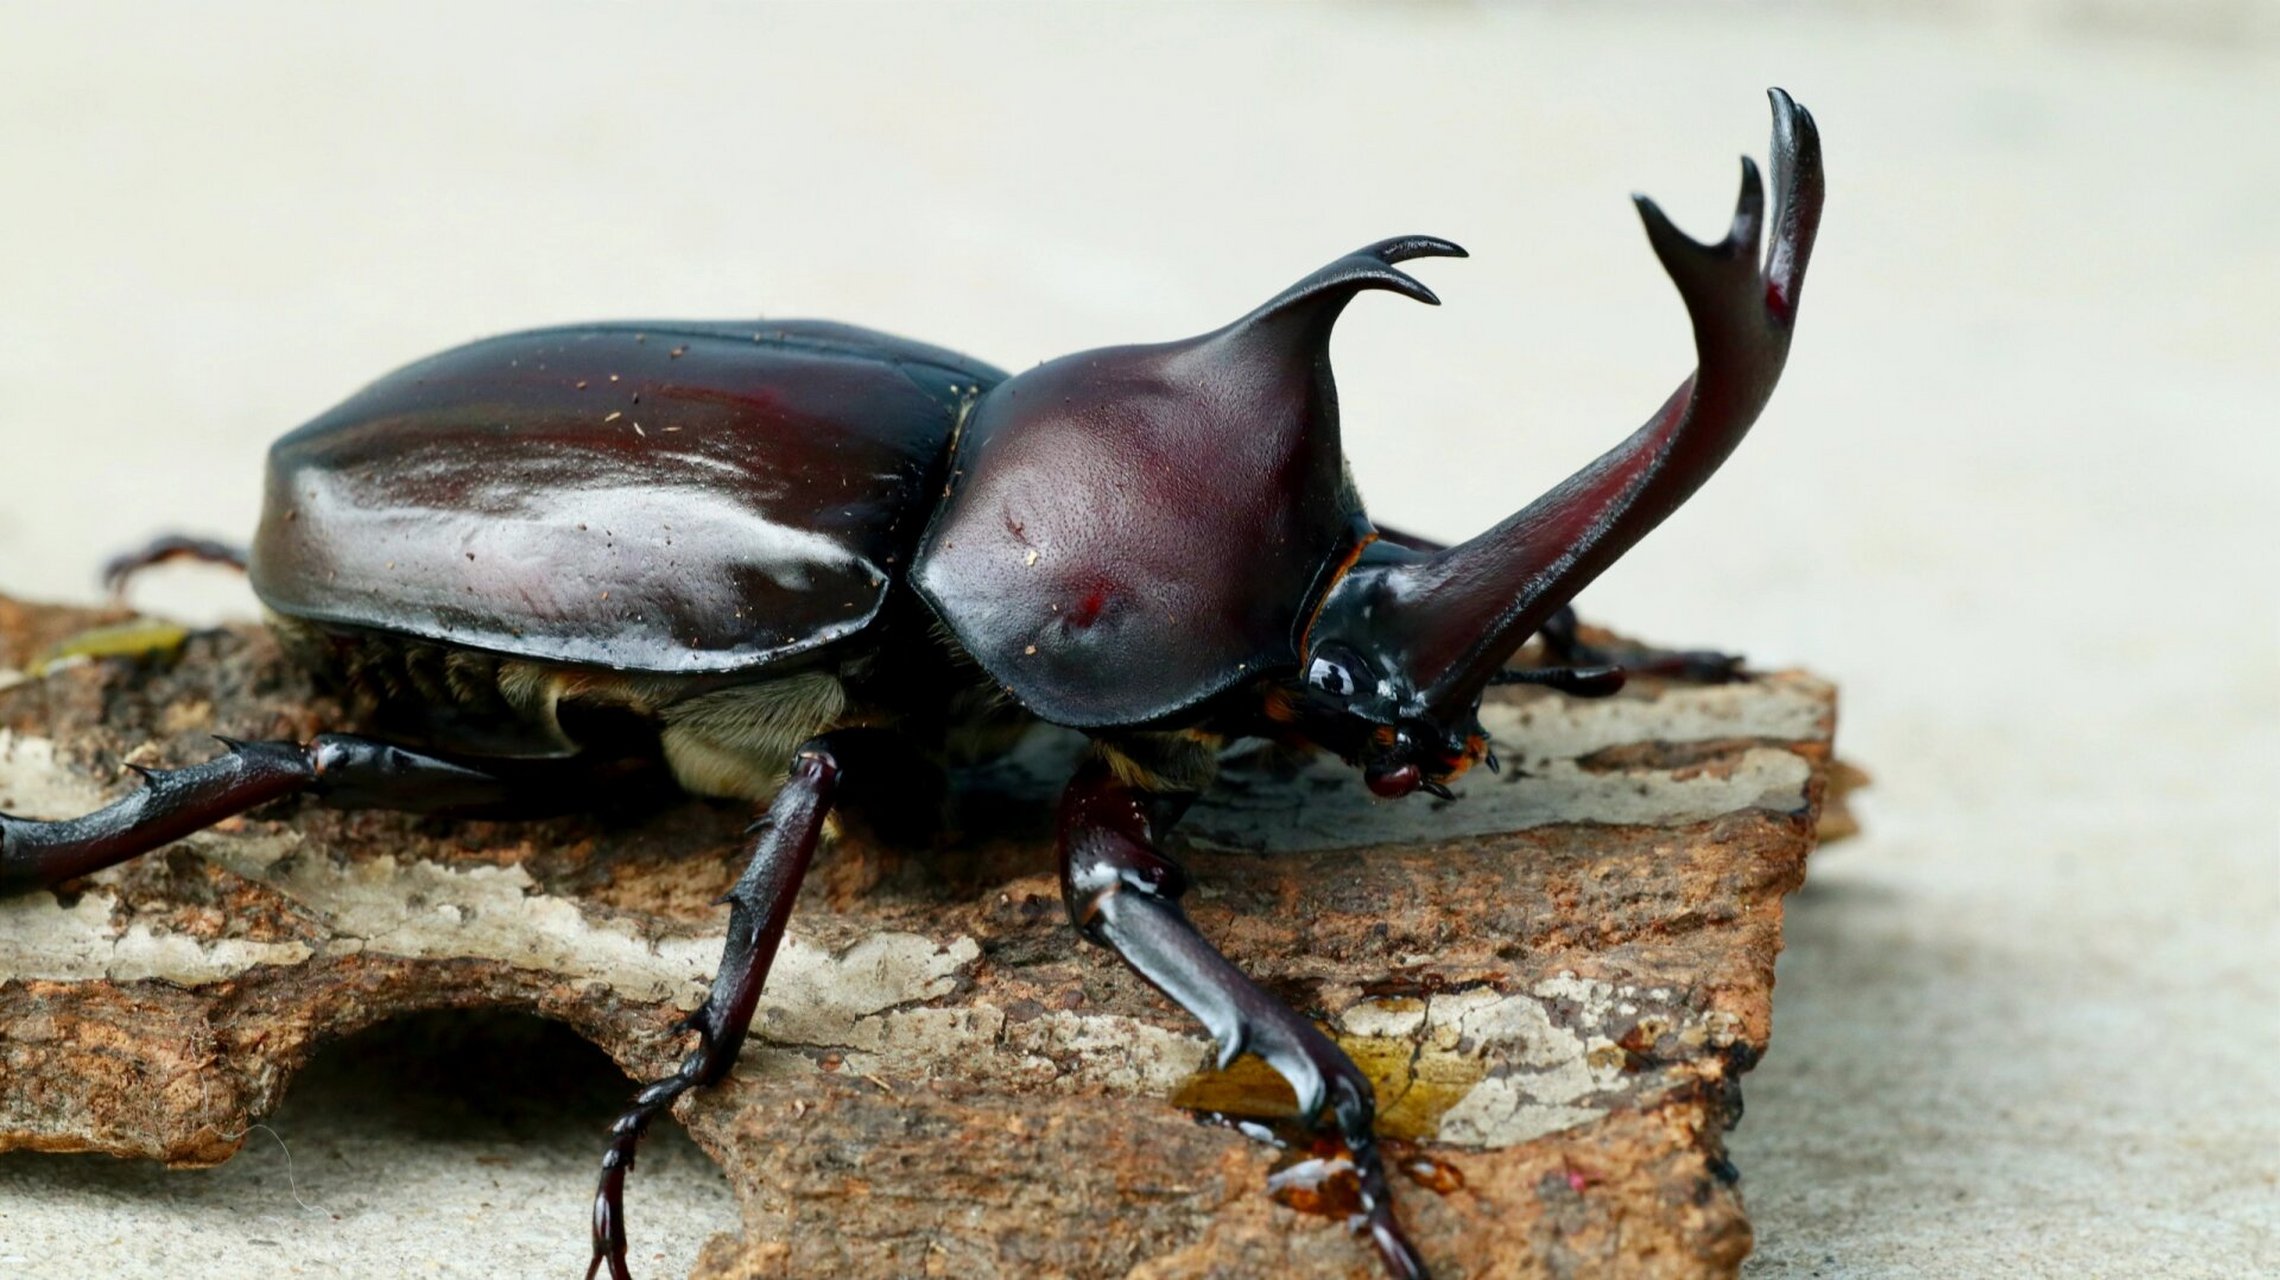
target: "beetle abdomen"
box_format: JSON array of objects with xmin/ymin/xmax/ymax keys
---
[{"xmin": 252, "ymin": 320, "xmax": 1005, "ymax": 676}]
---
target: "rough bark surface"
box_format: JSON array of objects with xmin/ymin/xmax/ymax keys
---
[{"xmin": 0, "ymin": 595, "xmax": 1837, "ymax": 1279}]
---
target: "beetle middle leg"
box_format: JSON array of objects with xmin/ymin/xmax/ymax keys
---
[
  {"xmin": 588, "ymin": 730, "xmax": 855, "ymax": 1280},
  {"xmin": 1056, "ymin": 755, "xmax": 1430, "ymax": 1280}
]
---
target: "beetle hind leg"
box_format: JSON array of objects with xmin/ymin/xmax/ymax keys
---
[
  {"xmin": 1057, "ymin": 757, "xmax": 1430, "ymax": 1280},
  {"xmin": 0, "ymin": 733, "xmax": 568, "ymax": 896},
  {"xmin": 1, "ymin": 738, "xmax": 310, "ymax": 894}
]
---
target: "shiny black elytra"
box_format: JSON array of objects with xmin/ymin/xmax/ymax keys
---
[{"xmin": 2, "ymin": 93, "xmax": 1822, "ymax": 1279}]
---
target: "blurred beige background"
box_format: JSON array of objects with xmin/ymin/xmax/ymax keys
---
[{"xmin": 1, "ymin": 2, "xmax": 2275, "ymax": 1277}]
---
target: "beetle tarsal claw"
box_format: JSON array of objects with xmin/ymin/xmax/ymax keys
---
[
  {"xmin": 1212, "ymin": 1019, "xmax": 1253, "ymax": 1071},
  {"xmin": 1286, "ymin": 1061, "xmax": 1331, "ymax": 1126}
]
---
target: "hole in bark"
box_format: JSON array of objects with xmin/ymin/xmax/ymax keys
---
[
  {"xmin": 0, "ymin": 1010, "xmax": 738, "ymax": 1274},
  {"xmin": 247, "ymin": 1008, "xmax": 736, "ymax": 1271},
  {"xmin": 290, "ymin": 1007, "xmax": 668, "ymax": 1135}
]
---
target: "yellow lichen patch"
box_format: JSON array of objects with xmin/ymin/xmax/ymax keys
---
[
  {"xmin": 32, "ymin": 620, "xmax": 191, "ymax": 674},
  {"xmin": 1170, "ymin": 1053, "xmax": 1300, "ymax": 1121},
  {"xmin": 1344, "ymin": 1033, "xmax": 1491, "ymax": 1141},
  {"xmin": 1169, "ymin": 1030, "xmax": 1488, "ymax": 1142}
]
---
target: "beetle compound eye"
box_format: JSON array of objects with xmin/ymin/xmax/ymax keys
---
[{"xmin": 1306, "ymin": 656, "xmax": 1356, "ymax": 698}]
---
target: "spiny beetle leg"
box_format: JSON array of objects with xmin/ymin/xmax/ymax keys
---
[
  {"xmin": 99, "ymin": 533, "xmax": 248, "ymax": 601},
  {"xmin": 1539, "ymin": 603, "xmax": 1745, "ymax": 684},
  {"xmin": 0, "ymin": 733, "xmax": 530, "ymax": 896},
  {"xmin": 1057, "ymin": 758, "xmax": 1430, "ymax": 1280},
  {"xmin": 589, "ymin": 737, "xmax": 844, "ymax": 1280}
]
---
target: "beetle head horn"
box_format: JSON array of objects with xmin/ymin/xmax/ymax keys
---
[{"xmin": 1296, "ymin": 90, "xmax": 1824, "ymax": 793}]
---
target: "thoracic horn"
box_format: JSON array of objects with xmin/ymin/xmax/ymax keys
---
[
  {"xmin": 913, "ymin": 235, "xmax": 1466, "ymax": 728},
  {"xmin": 1310, "ymin": 89, "xmax": 1824, "ymax": 722},
  {"xmin": 1230, "ymin": 235, "xmax": 1467, "ymax": 340}
]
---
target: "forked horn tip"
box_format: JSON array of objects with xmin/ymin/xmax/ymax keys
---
[
  {"xmin": 1633, "ymin": 180, "xmax": 1756, "ymax": 296},
  {"xmin": 1631, "ymin": 193, "xmax": 1702, "ymax": 262},
  {"xmin": 1768, "ymin": 87, "xmax": 1818, "ymax": 158},
  {"xmin": 1730, "ymin": 155, "xmax": 1767, "ymax": 250},
  {"xmin": 1365, "ymin": 234, "xmax": 1469, "ymax": 264},
  {"xmin": 1246, "ymin": 236, "xmax": 1467, "ymax": 324},
  {"xmin": 1354, "ymin": 235, "xmax": 1469, "ymax": 305},
  {"xmin": 1391, "ymin": 272, "xmax": 1443, "ymax": 308},
  {"xmin": 1762, "ymin": 88, "xmax": 1825, "ymax": 319}
]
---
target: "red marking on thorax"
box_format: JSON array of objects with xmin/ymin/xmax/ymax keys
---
[{"xmin": 1068, "ymin": 588, "xmax": 1107, "ymax": 629}]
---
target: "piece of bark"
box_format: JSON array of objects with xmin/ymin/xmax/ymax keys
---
[{"xmin": 0, "ymin": 597, "xmax": 1838, "ymax": 1278}]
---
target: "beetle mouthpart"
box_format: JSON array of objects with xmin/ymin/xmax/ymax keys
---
[{"xmin": 1365, "ymin": 763, "xmax": 1422, "ymax": 799}]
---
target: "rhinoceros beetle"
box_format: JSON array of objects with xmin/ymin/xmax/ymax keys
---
[{"xmin": 1, "ymin": 91, "xmax": 1821, "ymax": 1279}]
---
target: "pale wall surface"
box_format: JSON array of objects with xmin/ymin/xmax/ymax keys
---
[{"xmin": 1, "ymin": 3, "xmax": 2275, "ymax": 1277}]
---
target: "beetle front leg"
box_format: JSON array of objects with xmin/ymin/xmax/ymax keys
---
[
  {"xmin": 589, "ymin": 737, "xmax": 843, "ymax": 1280},
  {"xmin": 1056, "ymin": 756, "xmax": 1429, "ymax": 1280}
]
